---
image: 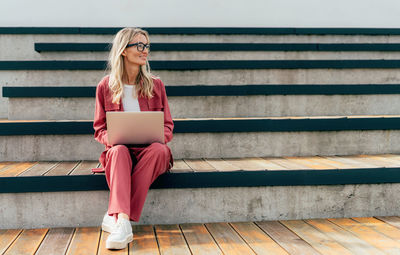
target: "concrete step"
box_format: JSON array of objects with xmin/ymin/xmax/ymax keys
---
[
  {"xmin": 5, "ymin": 59, "xmax": 400, "ymax": 70},
  {"xmin": 1, "ymin": 116, "xmax": 400, "ymax": 161},
  {"xmin": 4, "ymin": 27, "xmax": 400, "ymax": 35},
  {"xmin": 2, "ymin": 68, "xmax": 400, "ymax": 87},
  {"xmin": 2, "ymin": 65, "xmax": 400, "ymax": 86},
  {"xmin": 11, "ymin": 49, "xmax": 400, "ymax": 61},
  {"xmin": 5, "ymin": 29, "xmax": 400, "ymax": 59},
  {"xmin": 2, "ymin": 68, "xmax": 400, "ymax": 119},
  {"xmin": 1, "ymin": 155, "xmax": 400, "ymax": 228},
  {"xmin": 5, "ymin": 85, "xmax": 400, "ymax": 119},
  {"xmin": 6, "ymin": 42, "xmax": 400, "ymax": 60}
]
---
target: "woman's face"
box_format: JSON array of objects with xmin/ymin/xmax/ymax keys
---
[{"xmin": 122, "ymin": 33, "xmax": 149, "ymax": 67}]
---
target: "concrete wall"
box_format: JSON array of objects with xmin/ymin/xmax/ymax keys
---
[
  {"xmin": 2, "ymin": 130, "xmax": 400, "ymax": 161},
  {"xmin": 1, "ymin": 184, "xmax": 399, "ymax": 229},
  {"xmin": 8, "ymin": 95, "xmax": 400, "ymax": 120},
  {"xmin": 1, "ymin": 0, "xmax": 400, "ymax": 27}
]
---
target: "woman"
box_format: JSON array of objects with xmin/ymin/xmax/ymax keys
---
[{"xmin": 93, "ymin": 27, "xmax": 174, "ymax": 250}]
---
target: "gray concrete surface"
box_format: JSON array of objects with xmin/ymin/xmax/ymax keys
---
[
  {"xmin": 3, "ymin": 34, "xmax": 400, "ymax": 60},
  {"xmin": 1, "ymin": 130, "xmax": 400, "ymax": 161},
  {"xmin": 7, "ymin": 94, "xmax": 400, "ymax": 120},
  {"xmin": 150, "ymin": 51, "xmax": 400, "ymax": 61},
  {"xmin": 3, "ymin": 69, "xmax": 400, "ymax": 87},
  {"xmin": 3, "ymin": 68, "xmax": 400, "ymax": 119},
  {"xmin": 5, "ymin": 49, "xmax": 400, "ymax": 61},
  {"xmin": 1, "ymin": 183, "xmax": 399, "ymax": 229}
]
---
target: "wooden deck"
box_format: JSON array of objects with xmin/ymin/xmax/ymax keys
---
[
  {"xmin": 2, "ymin": 217, "xmax": 400, "ymax": 254},
  {"xmin": 2, "ymin": 154, "xmax": 400, "ymax": 177}
]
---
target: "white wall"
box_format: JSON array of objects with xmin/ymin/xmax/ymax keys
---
[{"xmin": 1, "ymin": 0, "xmax": 400, "ymax": 28}]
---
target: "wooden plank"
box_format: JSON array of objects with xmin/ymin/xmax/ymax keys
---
[
  {"xmin": 4, "ymin": 228, "xmax": 48, "ymax": 255},
  {"xmin": 230, "ymin": 222, "xmax": 288, "ymax": 255},
  {"xmin": 306, "ymin": 219, "xmax": 385, "ymax": 255},
  {"xmin": 35, "ymin": 228, "xmax": 74, "ymax": 255},
  {"xmin": 314, "ymin": 156, "xmax": 356, "ymax": 169},
  {"xmin": 170, "ymin": 159, "xmax": 192, "ymax": 173},
  {"xmin": 155, "ymin": 224, "xmax": 191, "ymax": 255},
  {"xmin": 353, "ymin": 217, "xmax": 400, "ymax": 242},
  {"xmin": 369, "ymin": 155, "xmax": 400, "ymax": 167},
  {"xmin": 328, "ymin": 217, "xmax": 400, "ymax": 254},
  {"xmin": 0, "ymin": 162, "xmax": 37, "ymax": 177},
  {"xmin": 205, "ymin": 222, "xmax": 255, "ymax": 255},
  {"xmin": 223, "ymin": 158, "xmax": 266, "ymax": 171},
  {"xmin": 98, "ymin": 231, "xmax": 128, "ymax": 255},
  {"xmin": 183, "ymin": 159, "xmax": 216, "ymax": 172},
  {"xmin": 338, "ymin": 156, "xmax": 380, "ymax": 168},
  {"xmin": 255, "ymin": 221, "xmax": 321, "ymax": 255},
  {"xmin": 45, "ymin": 161, "xmax": 79, "ymax": 176},
  {"xmin": 0, "ymin": 162, "xmax": 13, "ymax": 170},
  {"xmin": 69, "ymin": 161, "xmax": 99, "ymax": 175},
  {"xmin": 322, "ymin": 156, "xmax": 376, "ymax": 169},
  {"xmin": 0, "ymin": 163, "xmax": 22, "ymax": 176},
  {"xmin": 65, "ymin": 227, "xmax": 101, "ymax": 255},
  {"xmin": 375, "ymin": 216, "xmax": 400, "ymax": 230},
  {"xmin": 250, "ymin": 158, "xmax": 287, "ymax": 171},
  {"xmin": 205, "ymin": 159, "xmax": 241, "ymax": 171},
  {"xmin": 0, "ymin": 229, "xmax": 22, "ymax": 254},
  {"xmin": 280, "ymin": 220, "xmax": 352, "ymax": 255},
  {"xmin": 19, "ymin": 162, "xmax": 58, "ymax": 176},
  {"xmin": 262, "ymin": 158, "xmax": 310, "ymax": 170},
  {"xmin": 180, "ymin": 223, "xmax": 222, "ymax": 255},
  {"xmin": 350, "ymin": 155, "xmax": 389, "ymax": 167},
  {"xmin": 355, "ymin": 155, "xmax": 398, "ymax": 167},
  {"xmin": 284, "ymin": 157, "xmax": 335, "ymax": 170},
  {"xmin": 129, "ymin": 225, "xmax": 159, "ymax": 255}
]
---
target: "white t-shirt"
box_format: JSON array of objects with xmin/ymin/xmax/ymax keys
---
[{"xmin": 122, "ymin": 84, "xmax": 141, "ymax": 112}]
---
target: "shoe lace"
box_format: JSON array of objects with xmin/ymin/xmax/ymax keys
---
[{"xmin": 111, "ymin": 221, "xmax": 122, "ymax": 234}]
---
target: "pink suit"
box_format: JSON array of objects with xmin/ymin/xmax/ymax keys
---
[{"xmin": 93, "ymin": 75, "xmax": 174, "ymax": 221}]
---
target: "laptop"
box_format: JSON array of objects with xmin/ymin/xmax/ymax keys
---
[{"xmin": 106, "ymin": 111, "xmax": 164, "ymax": 145}]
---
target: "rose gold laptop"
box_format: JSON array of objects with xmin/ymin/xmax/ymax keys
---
[{"xmin": 106, "ymin": 111, "xmax": 164, "ymax": 145}]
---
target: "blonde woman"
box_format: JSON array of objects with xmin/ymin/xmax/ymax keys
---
[{"xmin": 93, "ymin": 27, "xmax": 174, "ymax": 249}]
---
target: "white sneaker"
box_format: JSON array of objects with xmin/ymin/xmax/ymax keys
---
[
  {"xmin": 102, "ymin": 213, "xmax": 116, "ymax": 233},
  {"xmin": 106, "ymin": 217, "xmax": 133, "ymax": 250}
]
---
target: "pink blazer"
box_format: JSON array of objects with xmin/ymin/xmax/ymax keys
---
[{"xmin": 93, "ymin": 75, "xmax": 174, "ymax": 170}]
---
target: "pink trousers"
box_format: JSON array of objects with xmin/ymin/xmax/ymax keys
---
[{"xmin": 104, "ymin": 143, "xmax": 172, "ymax": 222}]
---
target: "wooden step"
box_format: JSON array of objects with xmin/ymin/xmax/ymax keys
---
[
  {"xmin": 2, "ymin": 156, "xmax": 400, "ymax": 228},
  {"xmin": 2, "ymin": 217, "xmax": 400, "ymax": 254},
  {"xmin": 3, "ymin": 154, "xmax": 400, "ymax": 177},
  {"xmin": 2, "ymin": 154, "xmax": 400, "ymax": 193}
]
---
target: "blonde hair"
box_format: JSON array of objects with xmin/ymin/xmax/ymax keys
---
[{"xmin": 107, "ymin": 27, "xmax": 155, "ymax": 103}]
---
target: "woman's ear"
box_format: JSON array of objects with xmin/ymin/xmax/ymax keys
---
[{"xmin": 121, "ymin": 49, "xmax": 127, "ymax": 56}]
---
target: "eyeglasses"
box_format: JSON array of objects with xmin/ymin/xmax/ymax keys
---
[{"xmin": 126, "ymin": 42, "xmax": 150, "ymax": 52}]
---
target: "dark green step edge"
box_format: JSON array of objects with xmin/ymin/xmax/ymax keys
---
[
  {"xmin": 1, "ymin": 167, "xmax": 400, "ymax": 193},
  {"xmin": 4, "ymin": 60, "xmax": 400, "ymax": 70},
  {"xmin": 34, "ymin": 42, "xmax": 400, "ymax": 52},
  {"xmin": 4, "ymin": 84, "xmax": 400, "ymax": 98},
  {"xmin": 2, "ymin": 118, "xmax": 400, "ymax": 135},
  {"xmin": 3, "ymin": 27, "xmax": 400, "ymax": 35}
]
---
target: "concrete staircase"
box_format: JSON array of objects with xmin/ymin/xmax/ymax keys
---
[{"xmin": 1, "ymin": 27, "xmax": 400, "ymax": 228}]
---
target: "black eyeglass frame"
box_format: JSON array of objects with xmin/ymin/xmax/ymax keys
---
[{"xmin": 126, "ymin": 42, "xmax": 150, "ymax": 52}]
